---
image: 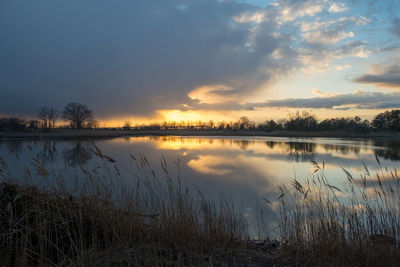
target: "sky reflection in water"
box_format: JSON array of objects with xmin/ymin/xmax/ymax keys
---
[{"xmin": 0, "ymin": 136, "xmax": 399, "ymax": 236}]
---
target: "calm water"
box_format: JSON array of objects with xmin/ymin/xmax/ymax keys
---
[{"xmin": 1, "ymin": 136, "xmax": 399, "ymax": 235}]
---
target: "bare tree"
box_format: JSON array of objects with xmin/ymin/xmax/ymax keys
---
[
  {"xmin": 86, "ymin": 119, "xmax": 99, "ymax": 129},
  {"xmin": 47, "ymin": 106, "xmax": 59, "ymax": 128},
  {"xmin": 62, "ymin": 103, "xmax": 94, "ymax": 129},
  {"xmin": 37, "ymin": 106, "xmax": 59, "ymax": 129},
  {"xmin": 37, "ymin": 107, "xmax": 49, "ymax": 128}
]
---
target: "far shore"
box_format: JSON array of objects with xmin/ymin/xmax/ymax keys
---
[{"xmin": 1, "ymin": 128, "xmax": 400, "ymax": 140}]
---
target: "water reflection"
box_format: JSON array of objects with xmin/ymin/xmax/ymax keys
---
[
  {"xmin": 144, "ymin": 136, "xmax": 387, "ymax": 157},
  {"xmin": 151, "ymin": 136, "xmax": 400, "ymax": 160},
  {"xmin": 0, "ymin": 136, "xmax": 399, "ymax": 236},
  {"xmin": 374, "ymin": 141, "xmax": 400, "ymax": 161},
  {"xmin": 61, "ymin": 142, "xmax": 93, "ymax": 167},
  {"xmin": 36, "ymin": 141, "xmax": 58, "ymax": 163},
  {"xmin": 105, "ymin": 136, "xmax": 400, "ymax": 195},
  {"xmin": 286, "ymin": 142, "xmax": 315, "ymax": 162},
  {"xmin": 1, "ymin": 136, "xmax": 399, "ymax": 178}
]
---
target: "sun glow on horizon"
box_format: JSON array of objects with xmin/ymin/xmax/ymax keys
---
[{"xmin": 97, "ymin": 107, "xmax": 387, "ymax": 127}]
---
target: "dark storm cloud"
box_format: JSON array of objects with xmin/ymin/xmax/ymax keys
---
[{"xmin": 0, "ymin": 0, "xmax": 290, "ymax": 117}]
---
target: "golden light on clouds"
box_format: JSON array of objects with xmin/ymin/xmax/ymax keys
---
[{"xmin": 187, "ymin": 84, "xmax": 237, "ymax": 104}]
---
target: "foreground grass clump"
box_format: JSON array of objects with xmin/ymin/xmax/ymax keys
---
[
  {"xmin": 276, "ymin": 158, "xmax": 400, "ymax": 266},
  {"xmin": 0, "ymin": 183, "xmax": 248, "ymax": 266},
  {"xmin": 0, "ymin": 144, "xmax": 277, "ymax": 266}
]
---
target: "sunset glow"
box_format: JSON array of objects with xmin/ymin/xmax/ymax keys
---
[
  {"xmin": 100, "ymin": 107, "xmax": 390, "ymax": 127},
  {"xmin": 2, "ymin": 1, "xmax": 400, "ymax": 264},
  {"xmin": 1, "ymin": 0, "xmax": 400, "ymax": 125}
]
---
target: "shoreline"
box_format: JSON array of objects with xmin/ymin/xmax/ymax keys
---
[{"xmin": 1, "ymin": 128, "xmax": 400, "ymax": 140}]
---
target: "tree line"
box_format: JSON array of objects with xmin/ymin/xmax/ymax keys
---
[
  {"xmin": 1, "ymin": 108, "xmax": 400, "ymax": 133},
  {"xmin": 132, "ymin": 110, "xmax": 400, "ymax": 133},
  {"xmin": 0, "ymin": 102, "xmax": 97, "ymax": 131}
]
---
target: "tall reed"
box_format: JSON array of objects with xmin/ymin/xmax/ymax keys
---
[
  {"xmin": 0, "ymin": 143, "xmax": 248, "ymax": 266},
  {"xmin": 275, "ymin": 157, "xmax": 400, "ymax": 266}
]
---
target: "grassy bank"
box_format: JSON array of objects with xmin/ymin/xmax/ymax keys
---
[
  {"xmin": 0, "ymin": 145, "xmax": 278, "ymax": 266},
  {"xmin": 1, "ymin": 143, "xmax": 400, "ymax": 266},
  {"xmin": 1, "ymin": 128, "xmax": 400, "ymax": 140},
  {"xmin": 0, "ymin": 183, "xmax": 280, "ymax": 266}
]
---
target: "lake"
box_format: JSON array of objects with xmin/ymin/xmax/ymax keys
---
[{"xmin": 1, "ymin": 136, "xmax": 399, "ymax": 237}]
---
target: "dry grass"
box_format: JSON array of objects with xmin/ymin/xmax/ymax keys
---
[
  {"xmin": 0, "ymin": 144, "xmax": 263, "ymax": 266},
  {"xmin": 2, "ymin": 140, "xmax": 399, "ymax": 266},
  {"xmin": 273, "ymin": 157, "xmax": 400, "ymax": 266}
]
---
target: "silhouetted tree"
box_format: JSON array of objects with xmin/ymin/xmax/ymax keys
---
[
  {"xmin": 239, "ymin": 116, "xmax": 251, "ymax": 129},
  {"xmin": 86, "ymin": 119, "xmax": 99, "ymax": 129},
  {"xmin": 37, "ymin": 106, "xmax": 58, "ymax": 128},
  {"xmin": 264, "ymin": 119, "xmax": 281, "ymax": 131},
  {"xmin": 47, "ymin": 107, "xmax": 59, "ymax": 128},
  {"xmin": 207, "ymin": 120, "xmax": 215, "ymax": 129},
  {"xmin": 62, "ymin": 103, "xmax": 94, "ymax": 129},
  {"xmin": 217, "ymin": 121, "xmax": 226, "ymax": 130},
  {"xmin": 284, "ymin": 111, "xmax": 317, "ymax": 131},
  {"xmin": 123, "ymin": 121, "xmax": 132, "ymax": 130},
  {"xmin": 37, "ymin": 107, "xmax": 49, "ymax": 128},
  {"xmin": 373, "ymin": 110, "xmax": 400, "ymax": 131}
]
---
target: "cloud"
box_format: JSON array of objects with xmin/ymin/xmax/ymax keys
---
[
  {"xmin": 295, "ymin": 12, "xmax": 370, "ymax": 72},
  {"xmin": 234, "ymin": 11, "xmax": 267, "ymax": 24},
  {"xmin": 274, "ymin": 0, "xmax": 325, "ymax": 22},
  {"xmin": 300, "ymin": 16, "xmax": 369, "ymax": 44},
  {"xmin": 303, "ymin": 30, "xmax": 354, "ymax": 44},
  {"xmin": 188, "ymin": 85, "xmax": 238, "ymax": 104},
  {"xmin": 312, "ymin": 88, "xmax": 336, "ymax": 97},
  {"xmin": 334, "ymin": 64, "xmax": 351, "ymax": 70},
  {"xmin": 353, "ymin": 64, "xmax": 400, "ymax": 89},
  {"xmin": 185, "ymin": 90, "xmax": 400, "ymax": 111},
  {"xmin": 299, "ymin": 16, "xmax": 369, "ymax": 32},
  {"xmin": 251, "ymin": 90, "xmax": 400, "ymax": 110},
  {"xmin": 0, "ymin": 0, "xmax": 293, "ymax": 118},
  {"xmin": 299, "ymin": 40, "xmax": 370, "ymax": 73},
  {"xmin": 0, "ymin": 0, "xmax": 396, "ymax": 120},
  {"xmin": 328, "ymin": 2, "xmax": 348, "ymax": 13}
]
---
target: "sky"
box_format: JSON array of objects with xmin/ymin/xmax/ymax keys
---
[{"xmin": 1, "ymin": 0, "xmax": 400, "ymax": 126}]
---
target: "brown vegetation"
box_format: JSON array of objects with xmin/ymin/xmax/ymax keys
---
[
  {"xmin": 0, "ymin": 145, "xmax": 278, "ymax": 266},
  {"xmin": 1, "ymin": 142, "xmax": 399, "ymax": 266},
  {"xmin": 273, "ymin": 158, "xmax": 400, "ymax": 266}
]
